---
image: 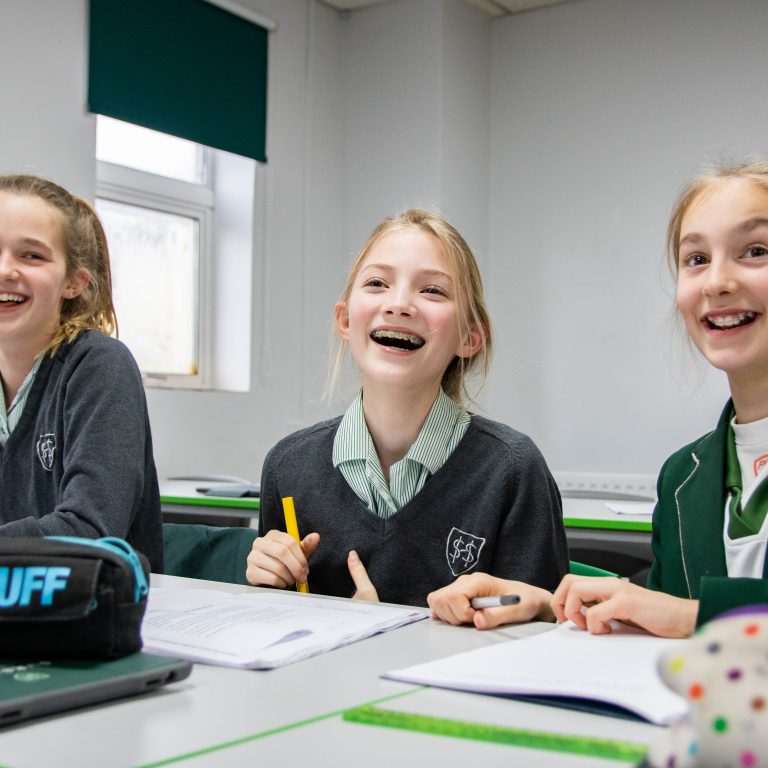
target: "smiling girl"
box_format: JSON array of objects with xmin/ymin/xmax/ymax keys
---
[
  {"xmin": 429, "ymin": 161, "xmax": 768, "ymax": 635},
  {"xmin": 246, "ymin": 209, "xmax": 568, "ymax": 606},
  {"xmin": 0, "ymin": 175, "xmax": 162, "ymax": 571}
]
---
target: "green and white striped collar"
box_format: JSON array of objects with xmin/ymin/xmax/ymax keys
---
[
  {"xmin": 332, "ymin": 388, "xmax": 469, "ymax": 472},
  {"xmin": 0, "ymin": 354, "xmax": 44, "ymax": 446},
  {"xmin": 332, "ymin": 388, "xmax": 470, "ymax": 517}
]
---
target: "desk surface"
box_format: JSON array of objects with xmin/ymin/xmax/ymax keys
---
[
  {"xmin": 160, "ymin": 480, "xmax": 260, "ymax": 512},
  {"xmin": 562, "ymin": 498, "xmax": 653, "ymax": 533},
  {"xmin": 0, "ymin": 575, "xmax": 665, "ymax": 768},
  {"xmin": 160, "ymin": 481, "xmax": 652, "ymax": 532},
  {"xmin": 563, "ymin": 498, "xmax": 653, "ymax": 576}
]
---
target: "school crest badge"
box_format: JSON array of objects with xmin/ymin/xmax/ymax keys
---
[
  {"xmin": 445, "ymin": 527, "xmax": 485, "ymax": 576},
  {"xmin": 36, "ymin": 433, "xmax": 56, "ymax": 472}
]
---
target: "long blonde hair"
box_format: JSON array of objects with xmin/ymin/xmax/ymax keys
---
[
  {"xmin": 329, "ymin": 209, "xmax": 492, "ymax": 407},
  {"xmin": 0, "ymin": 175, "xmax": 117, "ymax": 352}
]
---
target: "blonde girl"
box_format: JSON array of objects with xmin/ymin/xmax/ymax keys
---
[{"xmin": 247, "ymin": 209, "xmax": 567, "ymax": 605}]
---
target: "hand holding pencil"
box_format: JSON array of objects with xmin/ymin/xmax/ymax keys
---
[
  {"xmin": 244, "ymin": 497, "xmax": 319, "ymax": 590},
  {"xmin": 281, "ymin": 496, "xmax": 309, "ymax": 593}
]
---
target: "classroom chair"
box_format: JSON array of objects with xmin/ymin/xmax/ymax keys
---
[
  {"xmin": 568, "ymin": 560, "xmax": 618, "ymax": 578},
  {"xmin": 162, "ymin": 523, "xmax": 257, "ymax": 585}
]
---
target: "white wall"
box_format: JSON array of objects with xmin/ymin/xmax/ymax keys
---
[
  {"xmin": 342, "ymin": 0, "xmax": 490, "ymax": 259},
  {"xmin": 439, "ymin": 0, "xmax": 491, "ymax": 263},
  {"xmin": 0, "ymin": 0, "xmax": 95, "ymax": 197},
  {"xmin": 3, "ymin": 0, "xmax": 767, "ymax": 485},
  {"xmin": 485, "ymin": 0, "xmax": 766, "ymax": 475}
]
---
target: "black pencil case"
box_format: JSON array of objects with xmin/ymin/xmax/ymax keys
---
[{"xmin": 0, "ymin": 537, "xmax": 150, "ymax": 659}]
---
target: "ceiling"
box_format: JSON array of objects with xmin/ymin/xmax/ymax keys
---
[{"xmin": 319, "ymin": 0, "xmax": 579, "ymax": 18}]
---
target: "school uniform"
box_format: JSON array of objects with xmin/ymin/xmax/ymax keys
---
[
  {"xmin": 0, "ymin": 330, "xmax": 163, "ymax": 572},
  {"xmin": 259, "ymin": 393, "xmax": 568, "ymax": 606},
  {"xmin": 648, "ymin": 401, "xmax": 768, "ymax": 626}
]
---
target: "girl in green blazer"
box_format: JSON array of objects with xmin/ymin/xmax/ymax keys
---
[{"xmin": 429, "ymin": 161, "xmax": 768, "ymax": 637}]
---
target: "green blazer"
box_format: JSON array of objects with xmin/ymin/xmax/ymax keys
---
[{"xmin": 647, "ymin": 401, "xmax": 768, "ymax": 626}]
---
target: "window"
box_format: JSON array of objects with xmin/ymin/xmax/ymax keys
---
[
  {"xmin": 96, "ymin": 116, "xmax": 257, "ymax": 392},
  {"xmin": 97, "ymin": 199, "xmax": 201, "ymax": 377},
  {"xmin": 96, "ymin": 116, "xmax": 207, "ymax": 184},
  {"xmin": 95, "ymin": 116, "xmax": 212, "ymax": 387},
  {"xmin": 88, "ymin": 0, "xmax": 269, "ymax": 391}
]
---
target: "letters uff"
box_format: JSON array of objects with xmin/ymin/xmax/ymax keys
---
[{"xmin": 0, "ymin": 566, "xmax": 71, "ymax": 608}]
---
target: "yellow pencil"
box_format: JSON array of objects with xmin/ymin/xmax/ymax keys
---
[{"xmin": 282, "ymin": 496, "xmax": 309, "ymax": 593}]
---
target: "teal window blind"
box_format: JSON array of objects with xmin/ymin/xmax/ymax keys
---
[{"xmin": 88, "ymin": 0, "xmax": 268, "ymax": 162}]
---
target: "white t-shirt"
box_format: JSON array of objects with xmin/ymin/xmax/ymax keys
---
[{"xmin": 724, "ymin": 414, "xmax": 768, "ymax": 578}]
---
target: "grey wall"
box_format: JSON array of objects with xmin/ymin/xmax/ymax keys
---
[
  {"xmin": 0, "ymin": 1, "xmax": 95, "ymax": 195},
  {"xmin": 342, "ymin": 0, "xmax": 490, "ymax": 262},
  {"xmin": 484, "ymin": 0, "xmax": 764, "ymax": 474},
  {"xmin": 2, "ymin": 0, "xmax": 765, "ymax": 484}
]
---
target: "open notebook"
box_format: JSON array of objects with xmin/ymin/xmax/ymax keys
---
[
  {"xmin": 383, "ymin": 621, "xmax": 687, "ymax": 725},
  {"xmin": 0, "ymin": 652, "xmax": 192, "ymax": 727}
]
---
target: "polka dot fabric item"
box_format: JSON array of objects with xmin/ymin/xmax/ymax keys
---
[{"xmin": 649, "ymin": 605, "xmax": 768, "ymax": 768}]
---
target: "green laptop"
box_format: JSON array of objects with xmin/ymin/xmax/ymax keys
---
[{"xmin": 0, "ymin": 652, "xmax": 192, "ymax": 727}]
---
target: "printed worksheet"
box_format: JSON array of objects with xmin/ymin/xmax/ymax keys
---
[{"xmin": 142, "ymin": 588, "xmax": 426, "ymax": 669}]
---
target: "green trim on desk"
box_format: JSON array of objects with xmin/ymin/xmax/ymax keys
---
[
  {"xmin": 130, "ymin": 687, "xmax": 422, "ymax": 768},
  {"xmin": 161, "ymin": 494, "xmax": 260, "ymax": 510},
  {"xmin": 563, "ymin": 517, "xmax": 651, "ymax": 532}
]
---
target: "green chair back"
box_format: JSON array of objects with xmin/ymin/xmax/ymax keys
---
[
  {"xmin": 569, "ymin": 560, "xmax": 618, "ymax": 578},
  {"xmin": 162, "ymin": 523, "xmax": 257, "ymax": 585}
]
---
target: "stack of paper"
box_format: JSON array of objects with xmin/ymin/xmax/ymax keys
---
[
  {"xmin": 142, "ymin": 588, "xmax": 426, "ymax": 669},
  {"xmin": 384, "ymin": 621, "xmax": 687, "ymax": 725}
]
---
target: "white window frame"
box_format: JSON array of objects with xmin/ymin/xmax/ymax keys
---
[{"xmin": 96, "ymin": 159, "xmax": 213, "ymax": 389}]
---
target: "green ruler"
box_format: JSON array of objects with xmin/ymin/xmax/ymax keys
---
[{"xmin": 343, "ymin": 705, "xmax": 649, "ymax": 762}]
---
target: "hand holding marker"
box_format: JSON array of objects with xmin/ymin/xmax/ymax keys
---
[{"xmin": 470, "ymin": 595, "xmax": 520, "ymax": 609}]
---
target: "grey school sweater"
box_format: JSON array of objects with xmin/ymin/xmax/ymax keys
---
[
  {"xmin": 259, "ymin": 415, "xmax": 568, "ymax": 606},
  {"xmin": 0, "ymin": 331, "xmax": 163, "ymax": 572}
]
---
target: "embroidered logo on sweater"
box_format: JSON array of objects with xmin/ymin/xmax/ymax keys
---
[
  {"xmin": 36, "ymin": 433, "xmax": 56, "ymax": 472},
  {"xmin": 446, "ymin": 527, "xmax": 485, "ymax": 576}
]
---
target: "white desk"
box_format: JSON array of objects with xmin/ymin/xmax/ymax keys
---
[
  {"xmin": 562, "ymin": 497, "xmax": 653, "ymax": 578},
  {"xmin": 159, "ymin": 483, "xmax": 653, "ymax": 574},
  {"xmin": 0, "ymin": 575, "xmax": 666, "ymax": 768},
  {"xmin": 160, "ymin": 480, "xmax": 260, "ymax": 527}
]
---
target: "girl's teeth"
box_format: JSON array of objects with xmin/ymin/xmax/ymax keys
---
[
  {"xmin": 709, "ymin": 312, "xmax": 755, "ymax": 328},
  {"xmin": 371, "ymin": 330, "xmax": 424, "ymax": 346}
]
